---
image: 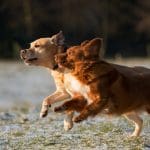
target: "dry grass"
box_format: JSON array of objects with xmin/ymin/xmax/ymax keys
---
[
  {"xmin": 0, "ymin": 106, "xmax": 149, "ymax": 150},
  {"xmin": 0, "ymin": 60, "xmax": 150, "ymax": 149}
]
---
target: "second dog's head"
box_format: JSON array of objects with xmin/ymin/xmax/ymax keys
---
[
  {"xmin": 20, "ymin": 31, "xmax": 65, "ymax": 69},
  {"xmin": 55, "ymin": 38, "xmax": 103, "ymax": 70}
]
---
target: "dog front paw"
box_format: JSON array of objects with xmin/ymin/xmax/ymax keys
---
[
  {"xmin": 64, "ymin": 119, "xmax": 73, "ymax": 131},
  {"xmin": 40, "ymin": 105, "xmax": 49, "ymax": 118},
  {"xmin": 40, "ymin": 110, "xmax": 48, "ymax": 118},
  {"xmin": 73, "ymin": 116, "xmax": 84, "ymax": 123}
]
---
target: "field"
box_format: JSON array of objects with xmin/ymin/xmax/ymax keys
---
[{"xmin": 0, "ymin": 59, "xmax": 150, "ymax": 150}]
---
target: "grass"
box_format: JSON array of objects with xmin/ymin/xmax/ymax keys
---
[{"xmin": 0, "ymin": 106, "xmax": 149, "ymax": 150}]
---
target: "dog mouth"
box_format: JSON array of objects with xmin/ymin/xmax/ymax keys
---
[
  {"xmin": 27, "ymin": 58, "xmax": 38, "ymax": 61},
  {"xmin": 24, "ymin": 57, "xmax": 38, "ymax": 63}
]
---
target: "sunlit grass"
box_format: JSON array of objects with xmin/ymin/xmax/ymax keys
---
[{"xmin": 1, "ymin": 108, "xmax": 149, "ymax": 149}]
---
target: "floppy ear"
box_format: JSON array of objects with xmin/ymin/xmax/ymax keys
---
[
  {"xmin": 84, "ymin": 38, "xmax": 103, "ymax": 57},
  {"xmin": 50, "ymin": 31, "xmax": 65, "ymax": 46}
]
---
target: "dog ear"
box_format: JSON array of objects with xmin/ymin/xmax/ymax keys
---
[
  {"xmin": 81, "ymin": 40, "xmax": 89, "ymax": 46},
  {"xmin": 84, "ymin": 38, "xmax": 103, "ymax": 57},
  {"xmin": 50, "ymin": 31, "xmax": 65, "ymax": 46},
  {"xmin": 87, "ymin": 38, "xmax": 102, "ymax": 52}
]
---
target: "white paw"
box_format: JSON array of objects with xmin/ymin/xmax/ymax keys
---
[
  {"xmin": 64, "ymin": 119, "xmax": 73, "ymax": 131},
  {"xmin": 40, "ymin": 111, "xmax": 47, "ymax": 118},
  {"xmin": 128, "ymin": 133, "xmax": 139, "ymax": 138},
  {"xmin": 39, "ymin": 105, "xmax": 49, "ymax": 118}
]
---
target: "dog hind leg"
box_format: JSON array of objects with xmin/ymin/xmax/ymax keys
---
[{"xmin": 124, "ymin": 111, "xmax": 143, "ymax": 137}]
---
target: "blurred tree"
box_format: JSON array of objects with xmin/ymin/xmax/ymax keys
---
[
  {"xmin": 0, "ymin": 0, "xmax": 149, "ymax": 59},
  {"xmin": 136, "ymin": 0, "xmax": 150, "ymax": 35},
  {"xmin": 105, "ymin": 0, "xmax": 149, "ymax": 57}
]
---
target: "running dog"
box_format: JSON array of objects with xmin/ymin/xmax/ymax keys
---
[
  {"xmin": 20, "ymin": 31, "xmax": 76, "ymax": 131},
  {"xmin": 54, "ymin": 38, "xmax": 150, "ymax": 137}
]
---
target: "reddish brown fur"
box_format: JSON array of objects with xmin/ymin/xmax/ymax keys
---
[
  {"xmin": 55, "ymin": 38, "xmax": 150, "ymax": 123},
  {"xmin": 54, "ymin": 95, "xmax": 87, "ymax": 113}
]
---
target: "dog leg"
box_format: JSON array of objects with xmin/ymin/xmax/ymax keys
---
[
  {"xmin": 73, "ymin": 99, "xmax": 107, "ymax": 123},
  {"xmin": 124, "ymin": 112, "xmax": 143, "ymax": 137},
  {"xmin": 54, "ymin": 96, "xmax": 87, "ymax": 113},
  {"xmin": 40, "ymin": 91, "xmax": 70, "ymax": 118},
  {"xmin": 64, "ymin": 111, "xmax": 74, "ymax": 131}
]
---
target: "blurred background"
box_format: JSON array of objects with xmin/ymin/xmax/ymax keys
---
[
  {"xmin": 0, "ymin": 0, "xmax": 150, "ymax": 109},
  {"xmin": 0, "ymin": 0, "xmax": 150, "ymax": 58}
]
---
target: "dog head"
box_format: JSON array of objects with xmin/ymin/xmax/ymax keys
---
[
  {"xmin": 20, "ymin": 31, "xmax": 65, "ymax": 69},
  {"xmin": 55, "ymin": 38, "xmax": 103, "ymax": 70}
]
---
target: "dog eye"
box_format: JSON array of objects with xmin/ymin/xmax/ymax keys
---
[
  {"xmin": 67, "ymin": 51, "xmax": 71, "ymax": 55},
  {"xmin": 35, "ymin": 44, "xmax": 40, "ymax": 48},
  {"xmin": 68, "ymin": 51, "xmax": 73, "ymax": 55}
]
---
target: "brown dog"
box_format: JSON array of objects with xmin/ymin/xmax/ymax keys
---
[
  {"xmin": 55, "ymin": 38, "xmax": 150, "ymax": 137},
  {"xmin": 20, "ymin": 31, "xmax": 78, "ymax": 131}
]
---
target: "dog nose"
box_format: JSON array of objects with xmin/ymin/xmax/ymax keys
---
[
  {"xmin": 20, "ymin": 49, "xmax": 27, "ymax": 54},
  {"xmin": 20, "ymin": 49, "xmax": 27, "ymax": 59}
]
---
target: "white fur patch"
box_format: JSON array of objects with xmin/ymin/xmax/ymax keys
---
[
  {"xmin": 64, "ymin": 111, "xmax": 74, "ymax": 131},
  {"xmin": 64, "ymin": 73, "xmax": 92, "ymax": 104},
  {"xmin": 64, "ymin": 118, "xmax": 73, "ymax": 131}
]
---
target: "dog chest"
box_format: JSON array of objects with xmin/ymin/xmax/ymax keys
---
[{"xmin": 64, "ymin": 73, "xmax": 92, "ymax": 103}]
